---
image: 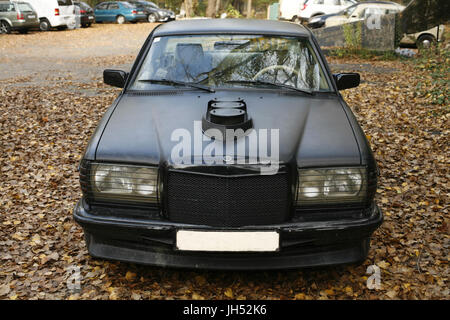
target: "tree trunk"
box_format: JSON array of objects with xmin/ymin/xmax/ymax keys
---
[
  {"xmin": 184, "ymin": 0, "xmax": 193, "ymax": 18},
  {"xmin": 206, "ymin": 0, "xmax": 216, "ymax": 17},
  {"xmin": 246, "ymin": 0, "xmax": 252, "ymax": 18},
  {"xmin": 215, "ymin": 0, "xmax": 221, "ymax": 14}
]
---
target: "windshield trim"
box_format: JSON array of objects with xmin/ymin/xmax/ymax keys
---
[{"xmin": 125, "ymin": 33, "xmax": 335, "ymax": 94}]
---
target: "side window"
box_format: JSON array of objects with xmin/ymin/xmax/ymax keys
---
[
  {"xmin": 314, "ymin": 0, "xmax": 324, "ymax": 4},
  {"xmin": 8, "ymin": 3, "xmax": 15, "ymax": 12},
  {"xmin": 109, "ymin": 3, "xmax": 119, "ymax": 10},
  {"xmin": 0, "ymin": 4, "xmax": 6, "ymax": 12},
  {"xmin": 97, "ymin": 3, "xmax": 108, "ymax": 9},
  {"xmin": 324, "ymin": 0, "xmax": 340, "ymax": 5}
]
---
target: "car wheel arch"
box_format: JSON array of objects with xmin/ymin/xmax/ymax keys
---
[
  {"xmin": 0, "ymin": 20, "xmax": 12, "ymax": 34},
  {"xmin": 416, "ymin": 33, "xmax": 436, "ymax": 47}
]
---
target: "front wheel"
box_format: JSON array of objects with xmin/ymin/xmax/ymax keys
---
[
  {"xmin": 116, "ymin": 15, "xmax": 125, "ymax": 24},
  {"xmin": 147, "ymin": 13, "xmax": 157, "ymax": 23},
  {"xmin": 416, "ymin": 34, "xmax": 436, "ymax": 49},
  {"xmin": 39, "ymin": 19, "xmax": 50, "ymax": 31},
  {"xmin": 0, "ymin": 21, "xmax": 12, "ymax": 34}
]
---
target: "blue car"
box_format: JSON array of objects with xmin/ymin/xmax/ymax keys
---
[{"xmin": 94, "ymin": 1, "xmax": 147, "ymax": 24}]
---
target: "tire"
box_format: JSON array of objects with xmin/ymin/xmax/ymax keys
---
[
  {"xmin": 0, "ymin": 21, "xmax": 11, "ymax": 34},
  {"xmin": 39, "ymin": 19, "xmax": 50, "ymax": 31},
  {"xmin": 116, "ymin": 15, "xmax": 125, "ymax": 24},
  {"xmin": 147, "ymin": 13, "xmax": 156, "ymax": 23},
  {"xmin": 416, "ymin": 34, "xmax": 436, "ymax": 49}
]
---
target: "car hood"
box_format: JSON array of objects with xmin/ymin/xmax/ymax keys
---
[{"xmin": 94, "ymin": 91, "xmax": 361, "ymax": 168}]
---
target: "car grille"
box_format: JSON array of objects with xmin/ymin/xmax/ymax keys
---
[{"xmin": 166, "ymin": 170, "xmax": 290, "ymax": 227}]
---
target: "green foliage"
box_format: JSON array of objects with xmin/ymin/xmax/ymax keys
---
[
  {"xmin": 343, "ymin": 22, "xmax": 362, "ymax": 50},
  {"xmin": 413, "ymin": 46, "xmax": 450, "ymax": 106},
  {"xmin": 327, "ymin": 48, "xmax": 399, "ymax": 61},
  {"xmin": 225, "ymin": 4, "xmax": 242, "ymax": 18}
]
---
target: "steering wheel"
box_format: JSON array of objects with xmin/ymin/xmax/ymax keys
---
[{"xmin": 252, "ymin": 65, "xmax": 299, "ymax": 83}]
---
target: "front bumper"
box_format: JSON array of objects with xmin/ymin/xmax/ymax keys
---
[{"xmin": 73, "ymin": 199, "xmax": 383, "ymax": 270}]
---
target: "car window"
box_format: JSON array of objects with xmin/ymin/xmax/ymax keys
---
[
  {"xmin": 96, "ymin": 3, "xmax": 108, "ymax": 9},
  {"xmin": 58, "ymin": 0, "xmax": 73, "ymax": 6},
  {"xmin": 121, "ymin": 2, "xmax": 134, "ymax": 8},
  {"xmin": 109, "ymin": 3, "xmax": 120, "ymax": 9},
  {"xmin": 324, "ymin": 0, "xmax": 340, "ymax": 5},
  {"xmin": 131, "ymin": 35, "xmax": 331, "ymax": 92},
  {"xmin": 17, "ymin": 3, "xmax": 33, "ymax": 12},
  {"xmin": 0, "ymin": 3, "xmax": 15, "ymax": 12},
  {"xmin": 313, "ymin": 0, "xmax": 324, "ymax": 4}
]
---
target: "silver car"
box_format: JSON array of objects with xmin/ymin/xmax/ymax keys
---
[{"xmin": 0, "ymin": 1, "xmax": 39, "ymax": 34}]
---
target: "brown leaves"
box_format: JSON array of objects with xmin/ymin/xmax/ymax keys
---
[{"xmin": 0, "ymin": 24, "xmax": 448, "ymax": 300}]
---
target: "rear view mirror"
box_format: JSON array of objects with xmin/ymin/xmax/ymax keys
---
[
  {"xmin": 103, "ymin": 69, "xmax": 128, "ymax": 88},
  {"xmin": 333, "ymin": 73, "xmax": 360, "ymax": 90}
]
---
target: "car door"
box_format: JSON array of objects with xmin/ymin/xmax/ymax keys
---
[
  {"xmin": 323, "ymin": 0, "xmax": 342, "ymax": 15},
  {"xmin": 107, "ymin": 2, "xmax": 120, "ymax": 21},
  {"xmin": 1, "ymin": 2, "xmax": 16, "ymax": 26},
  {"xmin": 95, "ymin": 2, "xmax": 108, "ymax": 21}
]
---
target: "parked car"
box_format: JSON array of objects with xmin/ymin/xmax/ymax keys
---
[
  {"xmin": 0, "ymin": 0, "xmax": 39, "ymax": 34},
  {"xmin": 23, "ymin": 0, "xmax": 76, "ymax": 31},
  {"xmin": 94, "ymin": 1, "xmax": 147, "ymax": 24},
  {"xmin": 308, "ymin": 1, "xmax": 445, "ymax": 48},
  {"xmin": 73, "ymin": 1, "xmax": 94, "ymax": 28},
  {"xmin": 298, "ymin": 0, "xmax": 357, "ymax": 23},
  {"xmin": 73, "ymin": 19, "xmax": 383, "ymax": 270},
  {"xmin": 127, "ymin": 1, "xmax": 175, "ymax": 23},
  {"xmin": 279, "ymin": 0, "xmax": 304, "ymax": 22}
]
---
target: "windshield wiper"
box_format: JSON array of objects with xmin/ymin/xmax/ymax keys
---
[
  {"xmin": 225, "ymin": 80, "xmax": 314, "ymax": 95},
  {"xmin": 138, "ymin": 78, "xmax": 215, "ymax": 93}
]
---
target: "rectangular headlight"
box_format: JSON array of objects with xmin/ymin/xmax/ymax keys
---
[
  {"xmin": 89, "ymin": 163, "xmax": 159, "ymax": 204},
  {"xmin": 296, "ymin": 167, "xmax": 367, "ymax": 205}
]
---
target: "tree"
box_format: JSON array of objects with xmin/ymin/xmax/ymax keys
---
[
  {"xmin": 184, "ymin": 0, "xmax": 194, "ymax": 17},
  {"xmin": 206, "ymin": 0, "xmax": 216, "ymax": 17},
  {"xmin": 246, "ymin": 0, "xmax": 252, "ymax": 18}
]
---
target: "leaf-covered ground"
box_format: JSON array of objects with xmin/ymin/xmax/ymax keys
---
[{"xmin": 0, "ymin": 24, "xmax": 448, "ymax": 300}]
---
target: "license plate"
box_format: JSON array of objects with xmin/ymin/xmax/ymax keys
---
[
  {"xmin": 176, "ymin": 230, "xmax": 279, "ymax": 252},
  {"xmin": 28, "ymin": 15, "xmax": 36, "ymax": 18},
  {"xmin": 88, "ymin": 16, "xmax": 93, "ymax": 19},
  {"xmin": 138, "ymin": 11, "xmax": 143, "ymax": 14}
]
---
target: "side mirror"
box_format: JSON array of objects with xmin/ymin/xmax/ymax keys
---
[
  {"xmin": 103, "ymin": 69, "xmax": 128, "ymax": 88},
  {"xmin": 333, "ymin": 73, "xmax": 360, "ymax": 90}
]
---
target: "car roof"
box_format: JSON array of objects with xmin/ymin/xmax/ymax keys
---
[{"xmin": 153, "ymin": 19, "xmax": 311, "ymax": 37}]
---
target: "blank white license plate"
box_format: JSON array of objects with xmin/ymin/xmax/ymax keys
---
[
  {"xmin": 28, "ymin": 15, "xmax": 36, "ymax": 18},
  {"xmin": 138, "ymin": 11, "xmax": 143, "ymax": 14},
  {"xmin": 88, "ymin": 16, "xmax": 94, "ymax": 19},
  {"xmin": 176, "ymin": 230, "xmax": 279, "ymax": 252}
]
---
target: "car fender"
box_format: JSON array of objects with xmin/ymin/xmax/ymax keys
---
[{"xmin": 0, "ymin": 17, "xmax": 12, "ymax": 27}]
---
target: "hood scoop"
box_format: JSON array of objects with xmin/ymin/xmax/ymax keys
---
[{"xmin": 202, "ymin": 100, "xmax": 253, "ymax": 139}]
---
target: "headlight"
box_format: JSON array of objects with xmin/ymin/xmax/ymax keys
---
[
  {"xmin": 90, "ymin": 163, "xmax": 159, "ymax": 204},
  {"xmin": 296, "ymin": 167, "xmax": 367, "ymax": 205}
]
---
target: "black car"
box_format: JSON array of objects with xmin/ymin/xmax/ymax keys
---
[
  {"xmin": 74, "ymin": 1, "xmax": 95, "ymax": 28},
  {"xmin": 73, "ymin": 19, "xmax": 382, "ymax": 270},
  {"xmin": 128, "ymin": 0, "xmax": 175, "ymax": 23},
  {"xmin": 307, "ymin": 12, "xmax": 339, "ymax": 29}
]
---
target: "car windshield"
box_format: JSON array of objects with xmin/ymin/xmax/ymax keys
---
[{"xmin": 131, "ymin": 35, "xmax": 331, "ymax": 92}]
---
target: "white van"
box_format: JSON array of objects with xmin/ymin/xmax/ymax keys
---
[
  {"xmin": 279, "ymin": 0, "xmax": 305, "ymax": 22},
  {"xmin": 20, "ymin": 0, "xmax": 75, "ymax": 31}
]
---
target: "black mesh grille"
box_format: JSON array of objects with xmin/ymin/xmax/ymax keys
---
[{"xmin": 166, "ymin": 170, "xmax": 290, "ymax": 227}]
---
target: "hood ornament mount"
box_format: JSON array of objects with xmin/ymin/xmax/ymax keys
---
[{"xmin": 202, "ymin": 99, "xmax": 253, "ymax": 140}]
